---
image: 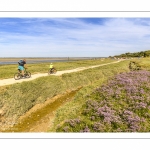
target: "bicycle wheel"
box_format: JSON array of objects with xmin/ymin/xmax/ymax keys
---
[
  {"xmin": 48, "ymin": 69, "xmax": 52, "ymax": 75},
  {"xmin": 14, "ymin": 73, "xmax": 21, "ymax": 80},
  {"xmin": 53, "ymin": 69, "xmax": 57, "ymax": 74},
  {"xmin": 25, "ymin": 71, "xmax": 31, "ymax": 78}
]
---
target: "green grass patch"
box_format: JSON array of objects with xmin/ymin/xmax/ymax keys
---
[
  {"xmin": 0, "ymin": 58, "xmax": 115, "ymax": 79},
  {"xmin": 49, "ymin": 58, "xmax": 150, "ymax": 132},
  {"xmin": 0, "ymin": 59, "xmax": 130, "ymax": 129},
  {"xmin": 49, "ymin": 60, "xmax": 131, "ymax": 132},
  {"xmin": 129, "ymin": 57, "xmax": 150, "ymax": 71}
]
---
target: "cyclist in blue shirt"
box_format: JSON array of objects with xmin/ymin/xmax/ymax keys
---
[{"xmin": 18, "ymin": 59, "xmax": 27, "ymax": 77}]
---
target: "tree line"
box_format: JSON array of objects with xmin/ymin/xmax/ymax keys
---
[{"xmin": 112, "ymin": 50, "xmax": 150, "ymax": 58}]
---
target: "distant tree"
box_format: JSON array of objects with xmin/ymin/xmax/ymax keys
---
[
  {"xmin": 112, "ymin": 50, "xmax": 150, "ymax": 58},
  {"xmin": 144, "ymin": 51, "xmax": 150, "ymax": 57}
]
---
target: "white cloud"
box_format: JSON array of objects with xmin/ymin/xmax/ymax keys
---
[{"xmin": 1, "ymin": 18, "xmax": 150, "ymax": 57}]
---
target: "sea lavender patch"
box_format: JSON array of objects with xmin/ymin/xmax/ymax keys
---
[{"xmin": 56, "ymin": 70, "xmax": 150, "ymax": 132}]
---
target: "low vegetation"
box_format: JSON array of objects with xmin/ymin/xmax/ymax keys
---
[
  {"xmin": 0, "ymin": 59, "xmax": 129, "ymax": 130},
  {"xmin": 113, "ymin": 50, "xmax": 150, "ymax": 58},
  {"xmin": 1, "ymin": 57, "xmax": 150, "ymax": 132},
  {"xmin": 49, "ymin": 57, "xmax": 150, "ymax": 132},
  {"xmin": 0, "ymin": 58, "xmax": 115, "ymax": 79},
  {"xmin": 54, "ymin": 70, "xmax": 150, "ymax": 132}
]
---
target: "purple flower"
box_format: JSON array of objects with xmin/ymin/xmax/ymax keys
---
[
  {"xmin": 80, "ymin": 126, "xmax": 90, "ymax": 132},
  {"xmin": 63, "ymin": 126, "xmax": 69, "ymax": 132}
]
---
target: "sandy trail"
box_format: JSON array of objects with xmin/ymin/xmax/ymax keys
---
[
  {"xmin": 0, "ymin": 60, "xmax": 122, "ymax": 87},
  {"xmin": 0, "ymin": 60, "xmax": 124, "ymax": 132}
]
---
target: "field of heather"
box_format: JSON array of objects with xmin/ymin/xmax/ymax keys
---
[{"xmin": 49, "ymin": 58, "xmax": 150, "ymax": 132}]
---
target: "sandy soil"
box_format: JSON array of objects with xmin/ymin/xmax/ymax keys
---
[{"xmin": 0, "ymin": 60, "xmax": 122, "ymax": 87}]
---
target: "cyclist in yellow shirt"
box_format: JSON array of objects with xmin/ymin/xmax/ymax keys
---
[
  {"xmin": 48, "ymin": 63, "xmax": 57, "ymax": 74},
  {"xmin": 49, "ymin": 63, "xmax": 54, "ymax": 70}
]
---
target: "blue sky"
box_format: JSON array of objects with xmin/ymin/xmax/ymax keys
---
[{"xmin": 0, "ymin": 18, "xmax": 150, "ymax": 57}]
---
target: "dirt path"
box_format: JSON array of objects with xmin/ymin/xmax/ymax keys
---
[
  {"xmin": 0, "ymin": 60, "xmax": 122, "ymax": 87},
  {"xmin": 0, "ymin": 60, "xmax": 124, "ymax": 132}
]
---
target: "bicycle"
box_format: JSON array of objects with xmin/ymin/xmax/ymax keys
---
[
  {"xmin": 48, "ymin": 68, "xmax": 57, "ymax": 75},
  {"xmin": 14, "ymin": 68, "xmax": 31, "ymax": 80}
]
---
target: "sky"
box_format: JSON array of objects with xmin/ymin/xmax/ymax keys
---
[{"xmin": 0, "ymin": 18, "xmax": 150, "ymax": 57}]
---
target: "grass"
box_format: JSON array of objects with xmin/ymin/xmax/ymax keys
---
[
  {"xmin": 134, "ymin": 58, "xmax": 150, "ymax": 71},
  {"xmin": 0, "ymin": 59, "xmax": 130, "ymax": 129},
  {"xmin": 0, "ymin": 58, "xmax": 115, "ymax": 79},
  {"xmin": 1, "ymin": 57, "xmax": 150, "ymax": 131},
  {"xmin": 54, "ymin": 70, "xmax": 150, "ymax": 132},
  {"xmin": 49, "ymin": 57, "xmax": 150, "ymax": 132}
]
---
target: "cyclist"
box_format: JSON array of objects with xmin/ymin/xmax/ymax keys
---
[
  {"xmin": 50, "ymin": 63, "xmax": 56, "ymax": 72},
  {"xmin": 18, "ymin": 59, "xmax": 27, "ymax": 77},
  {"xmin": 49, "ymin": 63, "xmax": 54, "ymax": 69}
]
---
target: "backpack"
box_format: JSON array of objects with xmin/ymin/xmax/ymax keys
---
[{"xmin": 18, "ymin": 60, "xmax": 23, "ymax": 65}]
